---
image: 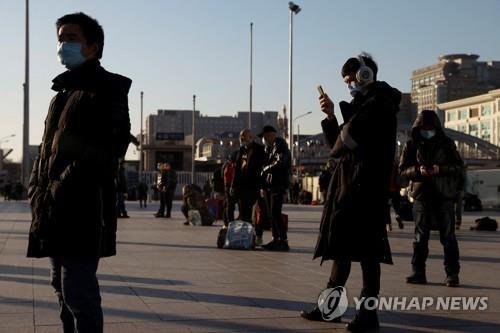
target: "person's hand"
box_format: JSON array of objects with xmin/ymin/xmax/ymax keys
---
[
  {"xmin": 319, "ymin": 93, "xmax": 334, "ymax": 119},
  {"xmin": 419, "ymin": 166, "xmax": 429, "ymax": 176},
  {"xmin": 427, "ymin": 165, "xmax": 440, "ymax": 176},
  {"xmin": 260, "ymin": 189, "xmax": 265, "ymax": 198}
]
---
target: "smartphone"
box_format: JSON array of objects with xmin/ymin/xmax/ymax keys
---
[{"xmin": 317, "ymin": 85, "xmax": 325, "ymax": 97}]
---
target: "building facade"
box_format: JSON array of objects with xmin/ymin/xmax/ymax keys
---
[
  {"xmin": 439, "ymin": 89, "xmax": 500, "ymax": 147},
  {"xmin": 411, "ymin": 54, "xmax": 500, "ymax": 121},
  {"xmin": 143, "ymin": 110, "xmax": 278, "ymax": 171}
]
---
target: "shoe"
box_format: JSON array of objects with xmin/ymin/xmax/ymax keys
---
[
  {"xmin": 346, "ymin": 309, "xmax": 379, "ymax": 332},
  {"xmin": 279, "ymin": 240, "xmax": 290, "ymax": 251},
  {"xmin": 117, "ymin": 215, "xmax": 130, "ymax": 219},
  {"xmin": 445, "ymin": 275, "xmax": 459, "ymax": 287},
  {"xmin": 262, "ymin": 239, "xmax": 280, "ymax": 251},
  {"xmin": 300, "ymin": 306, "xmax": 341, "ymax": 323},
  {"xmin": 255, "ymin": 236, "xmax": 263, "ymax": 247},
  {"xmin": 406, "ymin": 272, "xmax": 427, "ymax": 284},
  {"xmin": 166, "ymin": 213, "xmax": 171, "ymax": 218},
  {"xmin": 154, "ymin": 213, "xmax": 164, "ymax": 218},
  {"xmin": 396, "ymin": 216, "xmax": 404, "ymax": 229},
  {"xmin": 183, "ymin": 221, "xmax": 190, "ymax": 226}
]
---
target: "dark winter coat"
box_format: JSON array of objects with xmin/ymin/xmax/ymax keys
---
[
  {"xmin": 232, "ymin": 141, "xmax": 266, "ymax": 194},
  {"xmin": 313, "ymin": 81, "xmax": 401, "ymax": 264},
  {"xmin": 261, "ymin": 137, "xmax": 292, "ymax": 193},
  {"xmin": 116, "ymin": 164, "xmax": 128, "ymax": 194},
  {"xmin": 27, "ymin": 60, "xmax": 132, "ymax": 259},
  {"xmin": 399, "ymin": 110, "xmax": 464, "ymax": 202},
  {"xmin": 159, "ymin": 169, "xmax": 177, "ymax": 193}
]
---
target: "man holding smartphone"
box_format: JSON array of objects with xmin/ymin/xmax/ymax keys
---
[
  {"xmin": 301, "ymin": 54, "xmax": 401, "ymax": 332},
  {"xmin": 399, "ymin": 109, "xmax": 463, "ymax": 287}
]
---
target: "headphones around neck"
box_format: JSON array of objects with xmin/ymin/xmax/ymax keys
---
[{"xmin": 356, "ymin": 55, "xmax": 374, "ymax": 85}]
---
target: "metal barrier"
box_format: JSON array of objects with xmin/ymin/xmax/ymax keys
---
[{"xmin": 142, "ymin": 171, "xmax": 213, "ymax": 197}]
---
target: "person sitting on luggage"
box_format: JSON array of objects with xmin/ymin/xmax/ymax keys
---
[
  {"xmin": 181, "ymin": 184, "xmax": 214, "ymax": 226},
  {"xmin": 399, "ymin": 109, "xmax": 463, "ymax": 287}
]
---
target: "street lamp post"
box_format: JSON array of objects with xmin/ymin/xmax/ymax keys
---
[
  {"xmin": 288, "ymin": 1, "xmax": 301, "ymax": 165},
  {"xmin": 249, "ymin": 22, "xmax": 253, "ymax": 130},
  {"xmin": 293, "ymin": 111, "xmax": 311, "ymax": 179},
  {"xmin": 192, "ymin": 95, "xmax": 196, "ymax": 184},
  {"xmin": 22, "ymin": 0, "xmax": 30, "ymax": 186},
  {"xmin": 139, "ymin": 91, "xmax": 144, "ymax": 182}
]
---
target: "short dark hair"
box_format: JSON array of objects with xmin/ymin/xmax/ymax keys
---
[
  {"xmin": 341, "ymin": 54, "xmax": 378, "ymax": 81},
  {"xmin": 56, "ymin": 12, "xmax": 104, "ymax": 59}
]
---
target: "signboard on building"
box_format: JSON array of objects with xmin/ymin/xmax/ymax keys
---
[{"xmin": 156, "ymin": 132, "xmax": 185, "ymax": 141}]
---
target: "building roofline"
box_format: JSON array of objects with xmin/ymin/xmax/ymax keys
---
[{"xmin": 438, "ymin": 89, "xmax": 500, "ymax": 109}]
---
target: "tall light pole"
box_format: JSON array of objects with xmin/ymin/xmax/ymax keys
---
[
  {"xmin": 139, "ymin": 91, "xmax": 144, "ymax": 182},
  {"xmin": 293, "ymin": 111, "xmax": 311, "ymax": 179},
  {"xmin": 191, "ymin": 95, "xmax": 196, "ymax": 184},
  {"xmin": 22, "ymin": 0, "xmax": 30, "ymax": 186},
  {"xmin": 288, "ymin": 1, "xmax": 301, "ymax": 166},
  {"xmin": 249, "ymin": 22, "xmax": 253, "ymax": 130}
]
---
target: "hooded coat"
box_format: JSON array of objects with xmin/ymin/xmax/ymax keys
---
[
  {"xmin": 27, "ymin": 60, "xmax": 132, "ymax": 259},
  {"xmin": 399, "ymin": 110, "xmax": 464, "ymax": 201},
  {"xmin": 313, "ymin": 81, "xmax": 401, "ymax": 264}
]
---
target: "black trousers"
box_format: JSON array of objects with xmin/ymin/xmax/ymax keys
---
[
  {"xmin": 264, "ymin": 189, "xmax": 287, "ymax": 241},
  {"xmin": 50, "ymin": 257, "xmax": 103, "ymax": 333},
  {"xmin": 412, "ymin": 200, "xmax": 460, "ymax": 276},
  {"xmin": 238, "ymin": 189, "xmax": 259, "ymax": 223},
  {"xmin": 327, "ymin": 258, "xmax": 381, "ymax": 299},
  {"xmin": 158, "ymin": 188, "xmax": 175, "ymax": 216},
  {"xmin": 224, "ymin": 189, "xmax": 236, "ymax": 226}
]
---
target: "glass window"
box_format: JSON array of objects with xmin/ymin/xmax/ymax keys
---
[
  {"xmin": 458, "ymin": 124, "xmax": 467, "ymax": 133},
  {"xmin": 448, "ymin": 111, "xmax": 458, "ymax": 121},
  {"xmin": 469, "ymin": 123, "xmax": 479, "ymax": 137},
  {"xmin": 480, "ymin": 121, "xmax": 491, "ymax": 141},
  {"xmin": 481, "ymin": 104, "xmax": 492, "ymax": 116},
  {"xmin": 458, "ymin": 108, "xmax": 469, "ymax": 120}
]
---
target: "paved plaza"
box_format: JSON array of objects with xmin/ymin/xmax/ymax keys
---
[{"xmin": 0, "ymin": 200, "xmax": 499, "ymax": 332}]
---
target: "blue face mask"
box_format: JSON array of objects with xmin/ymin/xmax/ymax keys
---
[
  {"xmin": 348, "ymin": 81, "xmax": 363, "ymax": 98},
  {"xmin": 420, "ymin": 129, "xmax": 436, "ymax": 140},
  {"xmin": 57, "ymin": 42, "xmax": 86, "ymax": 70}
]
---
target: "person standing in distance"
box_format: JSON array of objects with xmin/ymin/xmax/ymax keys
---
[
  {"xmin": 259, "ymin": 125, "xmax": 292, "ymax": 251},
  {"xmin": 27, "ymin": 12, "xmax": 132, "ymax": 333}
]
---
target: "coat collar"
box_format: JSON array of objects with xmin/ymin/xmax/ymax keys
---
[{"xmin": 51, "ymin": 59, "xmax": 103, "ymax": 92}]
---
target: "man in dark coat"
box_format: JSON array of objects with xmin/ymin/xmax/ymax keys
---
[
  {"xmin": 301, "ymin": 54, "xmax": 400, "ymax": 332},
  {"xmin": 399, "ymin": 110, "xmax": 463, "ymax": 287},
  {"xmin": 232, "ymin": 129, "xmax": 265, "ymax": 228},
  {"xmin": 259, "ymin": 125, "xmax": 292, "ymax": 251},
  {"xmin": 26, "ymin": 13, "xmax": 131, "ymax": 333},
  {"xmin": 155, "ymin": 162, "xmax": 177, "ymax": 218}
]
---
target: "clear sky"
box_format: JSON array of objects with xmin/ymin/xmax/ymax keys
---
[{"xmin": 1, "ymin": 0, "xmax": 499, "ymax": 162}]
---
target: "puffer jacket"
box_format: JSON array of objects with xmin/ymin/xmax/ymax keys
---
[{"xmin": 399, "ymin": 110, "xmax": 464, "ymax": 201}]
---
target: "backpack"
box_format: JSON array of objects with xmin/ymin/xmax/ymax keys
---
[
  {"xmin": 223, "ymin": 220, "xmax": 255, "ymax": 250},
  {"xmin": 470, "ymin": 217, "xmax": 498, "ymax": 231},
  {"xmin": 188, "ymin": 210, "xmax": 202, "ymax": 226}
]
